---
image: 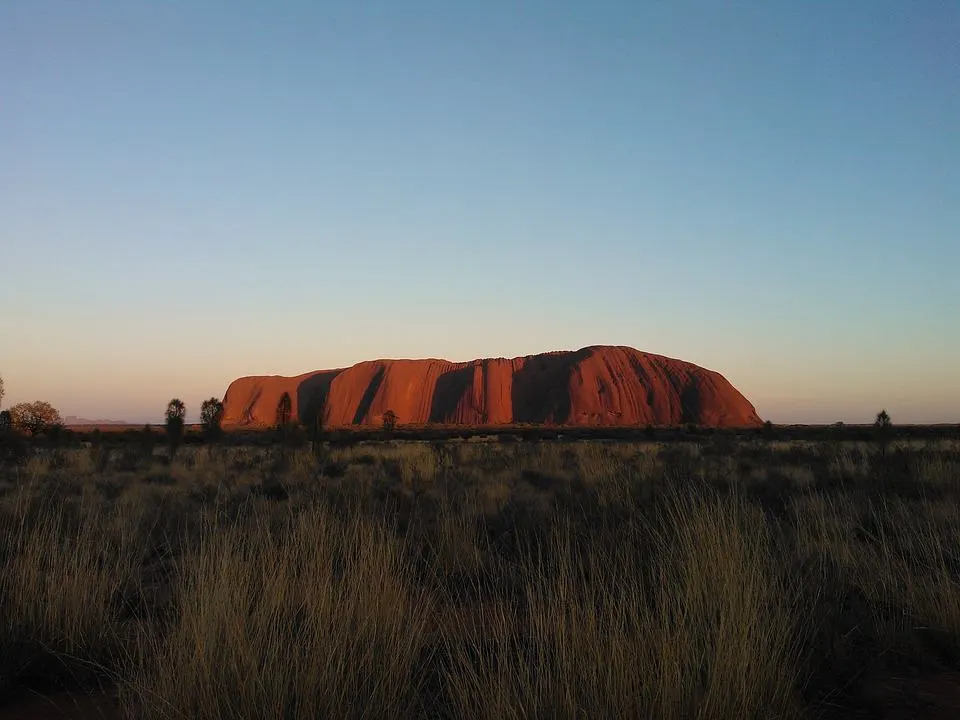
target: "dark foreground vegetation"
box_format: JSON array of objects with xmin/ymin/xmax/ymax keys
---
[{"xmin": 2, "ymin": 433, "xmax": 960, "ymax": 718}]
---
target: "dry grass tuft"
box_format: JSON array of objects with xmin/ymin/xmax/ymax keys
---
[
  {"xmin": 0, "ymin": 484, "xmax": 143, "ymax": 695},
  {"xmin": 444, "ymin": 490, "xmax": 804, "ymax": 719},
  {"xmin": 122, "ymin": 507, "xmax": 432, "ymax": 719}
]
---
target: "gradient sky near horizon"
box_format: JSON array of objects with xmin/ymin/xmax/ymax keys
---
[{"xmin": 1, "ymin": 1, "xmax": 958, "ymax": 424}]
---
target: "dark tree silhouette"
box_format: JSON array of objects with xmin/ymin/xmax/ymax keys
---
[
  {"xmin": 762, "ymin": 420, "xmax": 777, "ymax": 440},
  {"xmin": 875, "ymin": 409, "xmax": 892, "ymax": 457},
  {"xmin": 200, "ymin": 397, "xmax": 224, "ymax": 439},
  {"xmin": 8, "ymin": 401, "xmax": 63, "ymax": 436},
  {"xmin": 165, "ymin": 399, "xmax": 186, "ymax": 430},
  {"xmin": 165, "ymin": 399, "xmax": 186, "ymax": 457},
  {"xmin": 308, "ymin": 407, "xmax": 326, "ymax": 460},
  {"xmin": 382, "ymin": 410, "xmax": 398, "ymax": 432},
  {"xmin": 275, "ymin": 393, "xmax": 293, "ymax": 429}
]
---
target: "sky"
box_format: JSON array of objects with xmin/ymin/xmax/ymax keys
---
[{"xmin": 1, "ymin": 1, "xmax": 958, "ymax": 424}]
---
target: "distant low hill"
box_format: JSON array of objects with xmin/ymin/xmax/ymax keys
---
[
  {"xmin": 63, "ymin": 416, "xmax": 131, "ymax": 427},
  {"xmin": 223, "ymin": 345, "xmax": 762, "ymax": 429}
]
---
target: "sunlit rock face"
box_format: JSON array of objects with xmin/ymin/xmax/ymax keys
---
[{"xmin": 221, "ymin": 346, "xmax": 762, "ymax": 429}]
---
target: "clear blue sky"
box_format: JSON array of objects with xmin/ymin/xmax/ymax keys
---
[{"xmin": 1, "ymin": 1, "xmax": 957, "ymax": 424}]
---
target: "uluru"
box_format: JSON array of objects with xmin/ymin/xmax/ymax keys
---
[{"xmin": 221, "ymin": 346, "xmax": 762, "ymax": 429}]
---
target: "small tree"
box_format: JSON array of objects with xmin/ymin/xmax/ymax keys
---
[
  {"xmin": 0, "ymin": 373, "xmax": 4, "ymax": 409},
  {"xmin": 200, "ymin": 397, "xmax": 225, "ymax": 440},
  {"xmin": 875, "ymin": 409, "xmax": 892, "ymax": 457},
  {"xmin": 275, "ymin": 393, "xmax": 293, "ymax": 430},
  {"xmin": 140, "ymin": 423, "xmax": 155, "ymax": 460},
  {"xmin": 382, "ymin": 410, "xmax": 398, "ymax": 432},
  {"xmin": 0, "ymin": 409, "xmax": 22, "ymax": 459},
  {"xmin": 308, "ymin": 407, "xmax": 326, "ymax": 461},
  {"xmin": 762, "ymin": 420, "xmax": 777, "ymax": 440},
  {"xmin": 165, "ymin": 398, "xmax": 186, "ymax": 458},
  {"xmin": 8, "ymin": 401, "xmax": 63, "ymax": 436},
  {"xmin": 309, "ymin": 407, "xmax": 324, "ymax": 437}
]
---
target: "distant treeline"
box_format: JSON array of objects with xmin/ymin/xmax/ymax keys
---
[{"xmin": 23, "ymin": 422, "xmax": 960, "ymax": 448}]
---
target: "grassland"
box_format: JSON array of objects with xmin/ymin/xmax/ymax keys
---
[{"xmin": 2, "ymin": 432, "xmax": 960, "ymax": 718}]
